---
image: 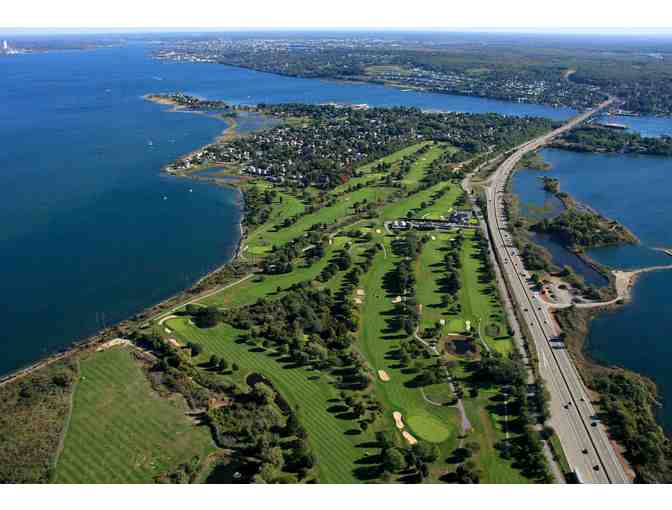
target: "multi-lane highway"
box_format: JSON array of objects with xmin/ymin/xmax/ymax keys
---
[{"xmin": 477, "ymin": 99, "xmax": 630, "ymax": 483}]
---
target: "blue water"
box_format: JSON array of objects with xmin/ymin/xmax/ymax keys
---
[
  {"xmin": 0, "ymin": 43, "xmax": 577, "ymax": 377},
  {"xmin": 514, "ymin": 147, "xmax": 672, "ymax": 432},
  {"xmin": 595, "ymin": 114, "xmax": 672, "ymax": 137},
  {"xmin": 512, "ymin": 168, "xmax": 607, "ymax": 286}
]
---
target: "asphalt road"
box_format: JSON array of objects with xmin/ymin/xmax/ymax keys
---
[{"xmin": 479, "ymin": 99, "xmax": 630, "ymax": 484}]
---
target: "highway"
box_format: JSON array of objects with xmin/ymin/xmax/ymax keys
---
[{"xmin": 478, "ymin": 99, "xmax": 631, "ymax": 483}]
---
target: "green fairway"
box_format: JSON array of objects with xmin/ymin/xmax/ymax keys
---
[
  {"xmin": 455, "ymin": 232, "xmax": 513, "ymax": 354},
  {"xmin": 246, "ymin": 186, "xmax": 392, "ymax": 255},
  {"xmin": 55, "ymin": 347, "xmax": 214, "ymax": 483},
  {"xmin": 144, "ymin": 141, "xmax": 522, "ymax": 483},
  {"xmin": 357, "ymin": 242, "xmax": 459, "ymax": 456},
  {"xmin": 406, "ymin": 414, "xmax": 452, "ymax": 443},
  {"xmin": 167, "ymin": 318, "xmax": 373, "ymax": 484},
  {"xmin": 414, "ymin": 232, "xmax": 456, "ymax": 330},
  {"xmin": 380, "ymin": 182, "xmax": 453, "ymax": 221},
  {"xmin": 202, "ymin": 237, "xmax": 347, "ymax": 308},
  {"xmin": 401, "ymin": 143, "xmax": 446, "ymax": 187},
  {"xmin": 330, "ymin": 141, "xmax": 433, "ymax": 194},
  {"xmin": 461, "ymin": 385, "xmax": 530, "ymax": 484}
]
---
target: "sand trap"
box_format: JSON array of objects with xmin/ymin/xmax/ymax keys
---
[
  {"xmin": 393, "ymin": 411, "xmax": 405, "ymax": 430},
  {"xmin": 164, "ymin": 327, "xmax": 172, "ymax": 334},
  {"xmin": 356, "ymin": 289, "xmax": 365, "ymax": 296},
  {"xmin": 96, "ymin": 338, "xmax": 129, "ymax": 352},
  {"xmin": 431, "ymin": 235, "xmax": 436, "ymax": 241},
  {"xmin": 376, "ymin": 229, "xmax": 382, "ymax": 234},
  {"xmin": 417, "ymin": 304, "xmax": 423, "ymax": 313},
  {"xmin": 402, "ymin": 431, "xmax": 418, "ymax": 445},
  {"xmin": 378, "ymin": 370, "xmax": 390, "ymax": 382},
  {"xmin": 392, "ymin": 296, "xmax": 402, "ymax": 304},
  {"xmin": 439, "ymin": 319, "xmax": 446, "ymax": 326},
  {"xmin": 158, "ymin": 314, "xmax": 178, "ymax": 326},
  {"xmin": 354, "ymin": 297, "xmax": 363, "ymax": 305},
  {"xmin": 465, "ymin": 320, "xmax": 471, "ymax": 332},
  {"xmin": 167, "ymin": 338, "xmax": 181, "ymax": 349}
]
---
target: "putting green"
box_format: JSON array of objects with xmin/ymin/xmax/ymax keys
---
[{"xmin": 406, "ymin": 414, "xmax": 453, "ymax": 443}]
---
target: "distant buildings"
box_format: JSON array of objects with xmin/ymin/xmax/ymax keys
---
[{"xmin": 1, "ymin": 40, "xmax": 22, "ymax": 55}]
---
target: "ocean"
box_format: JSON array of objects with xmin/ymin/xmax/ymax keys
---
[{"xmin": 0, "ymin": 43, "xmax": 577, "ymax": 377}]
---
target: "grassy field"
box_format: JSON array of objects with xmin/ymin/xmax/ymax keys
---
[
  {"xmin": 148, "ymin": 142, "xmax": 523, "ymax": 483},
  {"xmin": 245, "ymin": 186, "xmax": 391, "ymax": 256},
  {"xmin": 461, "ymin": 384, "xmax": 530, "ymax": 484},
  {"xmin": 413, "ymin": 230, "xmax": 512, "ymax": 354},
  {"xmin": 357, "ymin": 244, "xmax": 460, "ymax": 452},
  {"xmin": 202, "ymin": 236, "xmax": 348, "ymax": 308},
  {"xmin": 167, "ymin": 319, "xmax": 375, "ymax": 484},
  {"xmin": 55, "ymin": 347, "xmax": 215, "ymax": 483},
  {"xmin": 455, "ymin": 233, "xmax": 513, "ymax": 355}
]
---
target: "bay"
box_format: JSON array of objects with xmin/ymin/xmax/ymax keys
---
[
  {"xmin": 513, "ymin": 147, "xmax": 672, "ymax": 432},
  {"xmin": 0, "ymin": 42, "xmax": 576, "ymax": 377}
]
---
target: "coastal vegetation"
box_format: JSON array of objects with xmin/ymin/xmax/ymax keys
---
[
  {"xmin": 533, "ymin": 206, "xmax": 638, "ymax": 251},
  {"xmin": 1, "ymin": 99, "xmax": 638, "ymax": 484},
  {"xmin": 552, "ymin": 125, "xmax": 672, "ymax": 155},
  {"xmin": 154, "ymin": 33, "xmax": 672, "ymax": 115},
  {"xmin": 0, "ymin": 361, "xmax": 77, "ymax": 483},
  {"xmin": 555, "ymin": 306, "xmax": 672, "ymax": 483},
  {"xmin": 541, "ymin": 176, "xmax": 559, "ymax": 194},
  {"xmin": 516, "ymin": 151, "xmax": 552, "ymax": 171}
]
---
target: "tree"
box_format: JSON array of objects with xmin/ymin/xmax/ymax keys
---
[
  {"xmin": 412, "ymin": 440, "xmax": 440, "ymax": 463},
  {"xmin": 382, "ymin": 448, "xmax": 406, "ymax": 473},
  {"xmin": 194, "ymin": 306, "xmax": 218, "ymax": 328},
  {"xmin": 187, "ymin": 341, "xmax": 203, "ymax": 357},
  {"xmin": 251, "ymin": 383, "xmax": 276, "ymax": 405}
]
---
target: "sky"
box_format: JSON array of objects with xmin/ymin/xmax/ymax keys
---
[{"xmin": 2, "ymin": 0, "xmax": 672, "ymax": 31}]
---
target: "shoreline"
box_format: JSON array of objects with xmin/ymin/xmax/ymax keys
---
[
  {"xmin": 0, "ymin": 100, "xmax": 255, "ymax": 389},
  {"xmin": 510, "ymin": 161, "xmax": 672, "ymax": 442}
]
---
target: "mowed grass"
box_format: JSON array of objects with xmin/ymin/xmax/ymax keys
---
[
  {"xmin": 380, "ymin": 181, "xmax": 453, "ymax": 221},
  {"xmin": 461, "ymin": 385, "xmax": 530, "ymax": 484},
  {"xmin": 401, "ymin": 143, "xmax": 447, "ymax": 187},
  {"xmin": 202, "ymin": 236, "xmax": 348, "ymax": 308},
  {"xmin": 357, "ymin": 243, "xmax": 459, "ymax": 451},
  {"xmin": 244, "ymin": 186, "xmax": 305, "ymax": 255},
  {"xmin": 406, "ymin": 414, "xmax": 452, "ymax": 443},
  {"xmin": 414, "ymin": 232, "xmax": 457, "ymax": 330},
  {"xmin": 331, "ymin": 141, "xmax": 433, "ymax": 194},
  {"xmin": 167, "ymin": 318, "xmax": 373, "ymax": 484},
  {"xmin": 246, "ymin": 186, "xmax": 392, "ymax": 255},
  {"xmin": 55, "ymin": 347, "xmax": 214, "ymax": 483},
  {"xmin": 455, "ymin": 232, "xmax": 513, "ymax": 355},
  {"xmin": 415, "ymin": 230, "xmax": 512, "ymax": 354}
]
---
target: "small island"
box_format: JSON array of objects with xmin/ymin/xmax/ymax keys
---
[
  {"xmin": 541, "ymin": 176, "xmax": 559, "ymax": 193},
  {"xmin": 551, "ymin": 125, "xmax": 672, "ymax": 156},
  {"xmin": 533, "ymin": 201, "xmax": 638, "ymax": 251},
  {"xmin": 515, "ymin": 150, "xmax": 552, "ymax": 171}
]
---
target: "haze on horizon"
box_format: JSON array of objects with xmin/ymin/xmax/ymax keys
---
[{"xmin": 1, "ymin": 0, "xmax": 670, "ymax": 32}]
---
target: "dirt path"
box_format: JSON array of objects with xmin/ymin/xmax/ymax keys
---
[{"xmin": 153, "ymin": 273, "xmax": 254, "ymax": 322}]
